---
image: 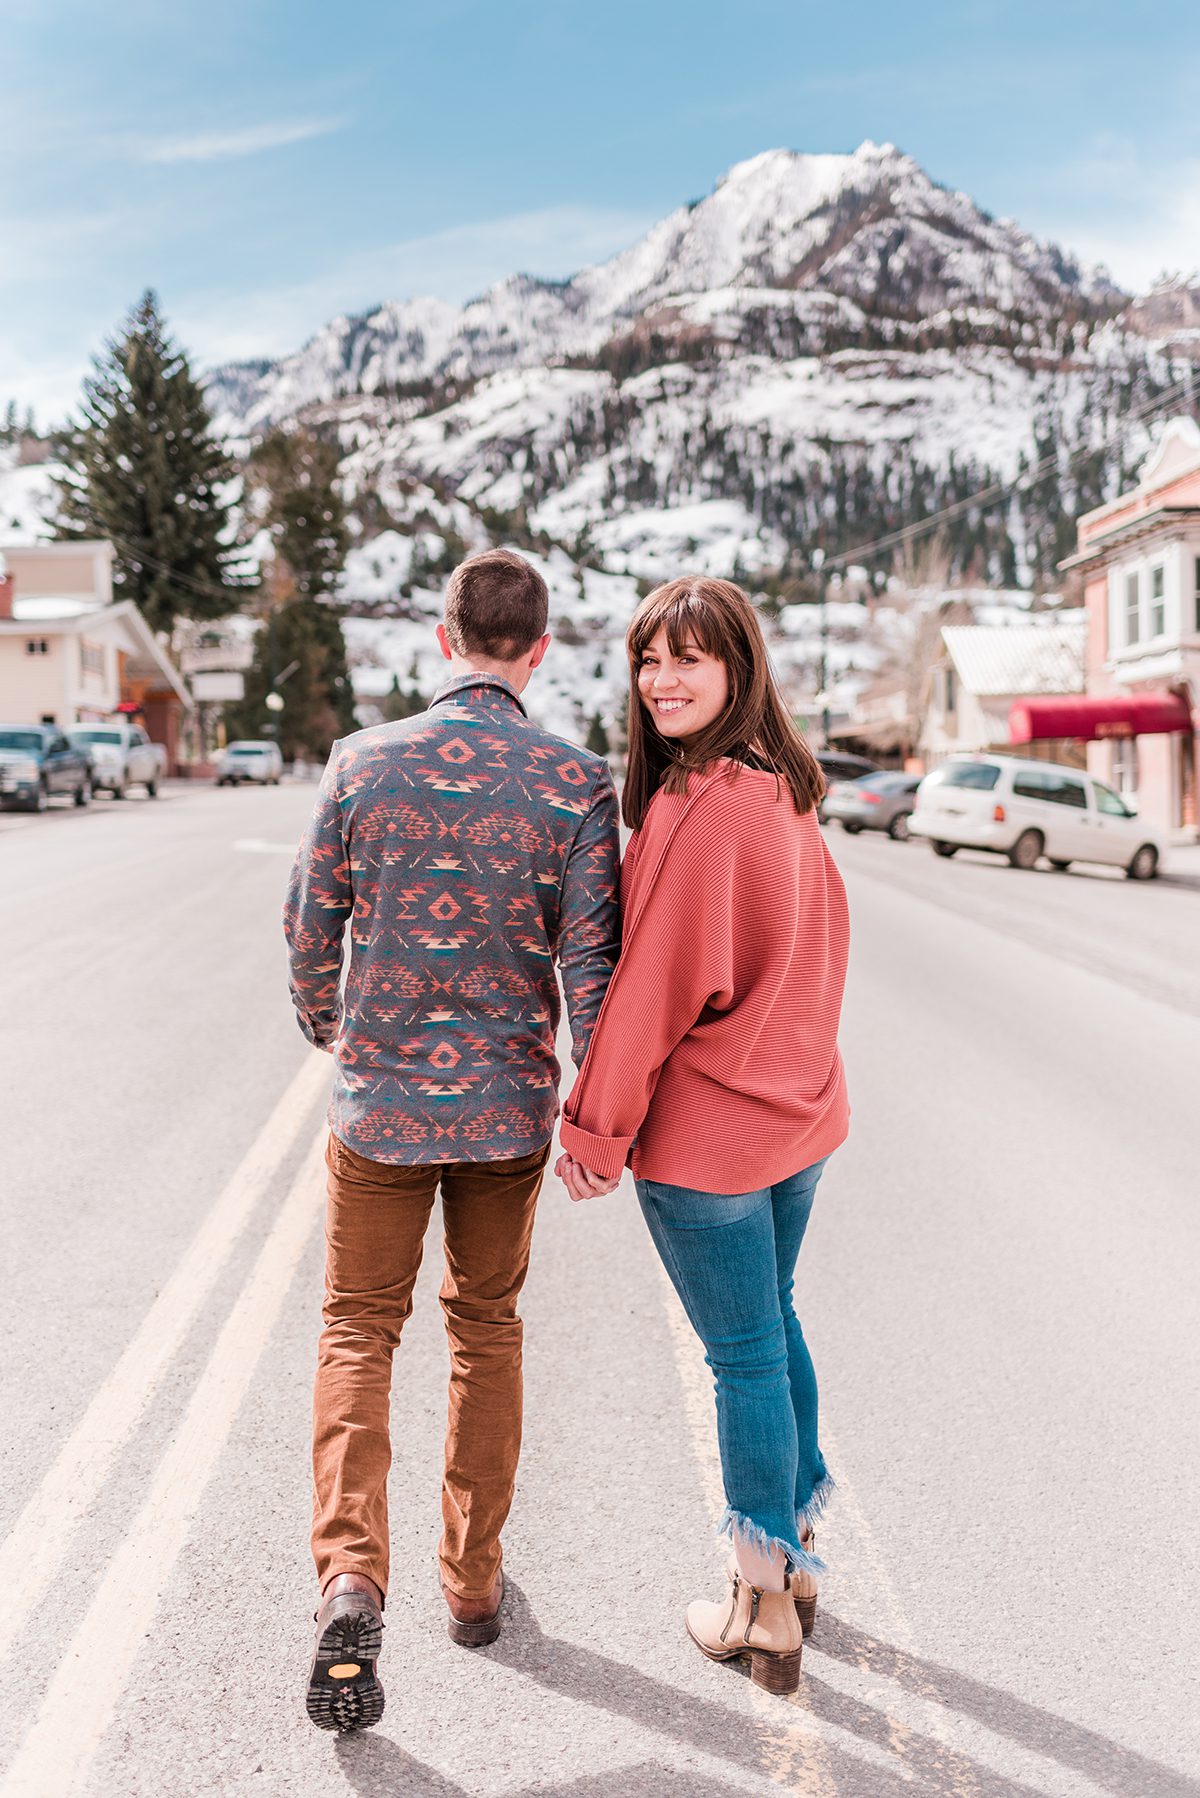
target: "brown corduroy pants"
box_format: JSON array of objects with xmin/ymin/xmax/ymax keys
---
[{"xmin": 311, "ymin": 1132, "xmax": 550, "ymax": 1601}]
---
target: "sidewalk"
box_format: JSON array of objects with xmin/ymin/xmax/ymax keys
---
[{"xmin": 1163, "ymin": 839, "xmax": 1200, "ymax": 889}]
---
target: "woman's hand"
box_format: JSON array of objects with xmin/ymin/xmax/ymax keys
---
[{"xmin": 554, "ymin": 1152, "xmax": 620, "ymax": 1203}]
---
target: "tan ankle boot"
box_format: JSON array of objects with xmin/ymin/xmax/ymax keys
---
[
  {"xmin": 687, "ymin": 1574, "xmax": 803, "ymax": 1693},
  {"xmin": 724, "ymin": 1547, "xmax": 819, "ymax": 1639}
]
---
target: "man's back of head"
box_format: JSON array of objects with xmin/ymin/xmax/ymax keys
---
[{"xmin": 441, "ymin": 549, "xmax": 549, "ymax": 669}]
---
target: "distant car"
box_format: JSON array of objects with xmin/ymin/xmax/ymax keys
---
[
  {"xmin": 0, "ymin": 723, "xmax": 94, "ymax": 812},
  {"xmin": 824, "ymin": 771, "xmax": 923, "ymax": 840},
  {"xmin": 66, "ymin": 722, "xmax": 167, "ymax": 798},
  {"xmin": 216, "ymin": 740, "xmax": 284, "ymax": 786},
  {"xmin": 815, "ymin": 751, "xmax": 878, "ymax": 821},
  {"xmin": 908, "ymin": 754, "xmax": 1164, "ymax": 879}
]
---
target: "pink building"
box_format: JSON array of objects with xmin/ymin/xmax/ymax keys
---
[{"xmin": 1057, "ymin": 418, "xmax": 1200, "ymax": 838}]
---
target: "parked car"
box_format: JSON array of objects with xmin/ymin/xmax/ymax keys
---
[
  {"xmin": 824, "ymin": 771, "xmax": 923, "ymax": 840},
  {"xmin": 216, "ymin": 740, "xmax": 284, "ymax": 786},
  {"xmin": 815, "ymin": 750, "xmax": 878, "ymax": 821},
  {"xmin": 908, "ymin": 754, "xmax": 1163, "ymax": 879},
  {"xmin": 66, "ymin": 722, "xmax": 167, "ymax": 798},
  {"xmin": 0, "ymin": 723, "xmax": 94, "ymax": 812}
]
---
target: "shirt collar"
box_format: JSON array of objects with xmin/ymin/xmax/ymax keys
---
[{"xmin": 430, "ymin": 670, "xmax": 528, "ymax": 717}]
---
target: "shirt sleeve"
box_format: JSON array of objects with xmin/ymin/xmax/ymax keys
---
[
  {"xmin": 556, "ymin": 760, "xmax": 622, "ymax": 1069},
  {"xmin": 558, "ymin": 789, "xmax": 737, "ymax": 1179},
  {"xmin": 282, "ymin": 742, "xmax": 353, "ymax": 1049}
]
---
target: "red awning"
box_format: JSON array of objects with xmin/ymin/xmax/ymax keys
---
[{"xmin": 1009, "ymin": 692, "xmax": 1193, "ymax": 744}]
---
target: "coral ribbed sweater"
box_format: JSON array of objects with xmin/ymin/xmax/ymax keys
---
[{"xmin": 559, "ymin": 761, "xmax": 851, "ymax": 1191}]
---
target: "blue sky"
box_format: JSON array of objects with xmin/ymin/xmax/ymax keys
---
[{"xmin": 4, "ymin": 0, "xmax": 1198, "ymax": 423}]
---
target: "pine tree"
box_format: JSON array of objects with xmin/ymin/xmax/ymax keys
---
[
  {"xmin": 228, "ymin": 424, "xmax": 355, "ymax": 759},
  {"xmin": 244, "ymin": 428, "xmax": 349, "ymax": 599},
  {"xmin": 226, "ymin": 598, "xmax": 356, "ymax": 761},
  {"xmin": 57, "ymin": 291, "xmax": 242, "ymax": 633},
  {"xmin": 585, "ymin": 712, "xmax": 609, "ymax": 756}
]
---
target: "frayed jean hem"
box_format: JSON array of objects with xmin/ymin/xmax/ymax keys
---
[{"xmin": 717, "ymin": 1505, "xmax": 827, "ymax": 1578}]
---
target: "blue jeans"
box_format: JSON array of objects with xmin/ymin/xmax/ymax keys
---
[{"xmin": 636, "ymin": 1158, "xmax": 832, "ymax": 1573}]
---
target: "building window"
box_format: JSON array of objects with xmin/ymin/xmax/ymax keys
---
[
  {"xmin": 1194, "ymin": 555, "xmax": 1200, "ymax": 634},
  {"xmin": 1124, "ymin": 571, "xmax": 1140, "ymax": 646},
  {"xmin": 944, "ymin": 667, "xmax": 957, "ymax": 716},
  {"xmin": 80, "ymin": 639, "xmax": 104, "ymax": 677},
  {"xmin": 1111, "ymin": 737, "xmax": 1138, "ymax": 797},
  {"xmin": 25, "ymin": 638, "xmax": 49, "ymax": 656},
  {"xmin": 1148, "ymin": 563, "xmax": 1166, "ymax": 638}
]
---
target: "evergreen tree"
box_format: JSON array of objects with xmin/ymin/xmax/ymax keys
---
[
  {"xmin": 229, "ymin": 423, "xmax": 355, "ymax": 759},
  {"xmin": 226, "ymin": 598, "xmax": 356, "ymax": 761},
  {"xmin": 585, "ymin": 712, "xmax": 609, "ymax": 756},
  {"xmin": 57, "ymin": 291, "xmax": 242, "ymax": 633},
  {"xmin": 244, "ymin": 428, "xmax": 349, "ymax": 599}
]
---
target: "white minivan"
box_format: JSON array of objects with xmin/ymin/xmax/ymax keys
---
[{"xmin": 908, "ymin": 754, "xmax": 1163, "ymax": 879}]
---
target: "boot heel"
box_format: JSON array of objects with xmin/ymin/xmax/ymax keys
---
[
  {"xmin": 794, "ymin": 1592, "xmax": 817, "ymax": 1637},
  {"xmin": 750, "ymin": 1645, "xmax": 802, "ymax": 1694}
]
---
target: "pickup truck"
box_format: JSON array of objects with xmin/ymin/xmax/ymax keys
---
[
  {"xmin": 0, "ymin": 723, "xmax": 95, "ymax": 811},
  {"xmin": 66, "ymin": 722, "xmax": 168, "ymax": 798}
]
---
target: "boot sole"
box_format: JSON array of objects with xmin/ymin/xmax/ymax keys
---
[
  {"xmin": 686, "ymin": 1624, "xmax": 803, "ymax": 1695},
  {"xmin": 306, "ymin": 1602, "xmax": 385, "ymax": 1732}
]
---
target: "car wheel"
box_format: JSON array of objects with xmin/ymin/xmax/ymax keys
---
[
  {"xmin": 932, "ymin": 840, "xmax": 958, "ymax": 858},
  {"xmin": 111, "ymin": 780, "xmax": 126, "ymax": 800},
  {"xmin": 74, "ymin": 779, "xmax": 91, "ymax": 807},
  {"xmin": 1126, "ymin": 843, "xmax": 1159, "ymax": 882},
  {"xmin": 1009, "ymin": 829, "xmax": 1043, "ymax": 870},
  {"xmin": 30, "ymin": 780, "xmax": 48, "ymax": 814},
  {"xmin": 842, "ymin": 820, "xmax": 863, "ymax": 834},
  {"xmin": 888, "ymin": 812, "xmax": 912, "ymax": 841},
  {"xmin": 146, "ymin": 777, "xmax": 158, "ymax": 798},
  {"xmin": 1049, "ymin": 859, "xmax": 1071, "ymax": 872}
]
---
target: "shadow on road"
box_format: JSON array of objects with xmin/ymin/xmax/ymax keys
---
[
  {"xmin": 327, "ymin": 1578, "xmax": 1200, "ymax": 1798},
  {"xmin": 817, "ymin": 1612, "xmax": 1200, "ymax": 1798}
]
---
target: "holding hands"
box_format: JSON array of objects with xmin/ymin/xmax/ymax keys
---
[{"xmin": 555, "ymin": 1153, "xmax": 620, "ymax": 1203}]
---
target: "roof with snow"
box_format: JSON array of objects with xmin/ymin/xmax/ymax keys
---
[{"xmin": 940, "ymin": 622, "xmax": 1085, "ymax": 696}]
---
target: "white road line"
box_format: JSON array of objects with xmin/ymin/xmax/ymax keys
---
[
  {"xmin": 0, "ymin": 1124, "xmax": 328, "ymax": 1798},
  {"xmin": 648, "ymin": 1241, "xmax": 835, "ymax": 1796},
  {"xmin": 0, "ymin": 1049, "xmax": 329, "ymax": 1668}
]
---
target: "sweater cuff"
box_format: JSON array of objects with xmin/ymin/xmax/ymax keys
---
[{"xmin": 558, "ymin": 1119, "xmax": 634, "ymax": 1183}]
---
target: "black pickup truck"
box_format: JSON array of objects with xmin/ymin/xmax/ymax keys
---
[{"xmin": 0, "ymin": 723, "xmax": 95, "ymax": 812}]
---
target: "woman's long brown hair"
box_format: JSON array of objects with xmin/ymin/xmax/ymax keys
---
[{"xmin": 622, "ymin": 577, "xmax": 826, "ymax": 831}]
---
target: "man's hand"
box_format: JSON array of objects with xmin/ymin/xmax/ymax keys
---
[{"xmin": 554, "ymin": 1152, "xmax": 620, "ymax": 1203}]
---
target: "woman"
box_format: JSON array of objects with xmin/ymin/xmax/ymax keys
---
[{"xmin": 556, "ymin": 576, "xmax": 850, "ymax": 1695}]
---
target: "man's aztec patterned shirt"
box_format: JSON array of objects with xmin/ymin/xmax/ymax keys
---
[{"xmin": 284, "ymin": 672, "xmax": 621, "ymax": 1165}]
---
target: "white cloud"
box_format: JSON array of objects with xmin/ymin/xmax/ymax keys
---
[{"xmin": 142, "ymin": 117, "xmax": 342, "ymax": 165}]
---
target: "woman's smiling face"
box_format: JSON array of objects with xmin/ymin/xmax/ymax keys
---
[{"xmin": 637, "ymin": 625, "xmax": 730, "ymax": 742}]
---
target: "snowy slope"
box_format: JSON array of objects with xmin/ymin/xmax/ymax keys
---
[{"xmin": 206, "ymin": 142, "xmax": 1126, "ymax": 437}]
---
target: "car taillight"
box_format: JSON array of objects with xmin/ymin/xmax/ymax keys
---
[
  {"xmin": 993, "ymin": 803, "xmax": 1006, "ymax": 823},
  {"xmin": 862, "ymin": 792, "xmax": 882, "ymax": 804}
]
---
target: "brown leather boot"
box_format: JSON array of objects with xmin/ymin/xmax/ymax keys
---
[
  {"xmin": 306, "ymin": 1573, "xmax": 385, "ymax": 1732},
  {"xmin": 442, "ymin": 1572, "xmax": 504, "ymax": 1647},
  {"xmin": 687, "ymin": 1574, "xmax": 803, "ymax": 1693}
]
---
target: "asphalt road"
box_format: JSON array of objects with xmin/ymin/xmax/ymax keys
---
[{"xmin": 1, "ymin": 782, "xmax": 1197, "ymax": 1798}]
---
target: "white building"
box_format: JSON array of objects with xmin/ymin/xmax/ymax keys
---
[{"xmin": 919, "ymin": 618, "xmax": 1087, "ymax": 768}]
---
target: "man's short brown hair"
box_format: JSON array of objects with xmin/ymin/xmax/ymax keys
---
[{"xmin": 443, "ymin": 549, "xmax": 549, "ymax": 661}]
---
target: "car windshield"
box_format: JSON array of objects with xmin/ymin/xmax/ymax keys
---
[
  {"xmin": 859, "ymin": 773, "xmax": 911, "ymax": 793},
  {"xmin": 69, "ymin": 729, "xmax": 124, "ymax": 745},
  {"xmin": 228, "ymin": 745, "xmax": 268, "ymax": 756},
  {"xmin": 0, "ymin": 730, "xmax": 44, "ymax": 752},
  {"xmin": 938, "ymin": 763, "xmax": 1002, "ymax": 792}
]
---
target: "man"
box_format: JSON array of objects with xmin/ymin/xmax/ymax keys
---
[{"xmin": 284, "ymin": 549, "xmax": 621, "ymax": 1733}]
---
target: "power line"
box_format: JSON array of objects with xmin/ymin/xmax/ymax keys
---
[{"xmin": 820, "ymin": 370, "xmax": 1199, "ymax": 575}]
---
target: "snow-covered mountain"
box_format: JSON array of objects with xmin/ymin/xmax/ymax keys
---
[{"xmin": 208, "ymin": 142, "xmax": 1127, "ymax": 436}]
